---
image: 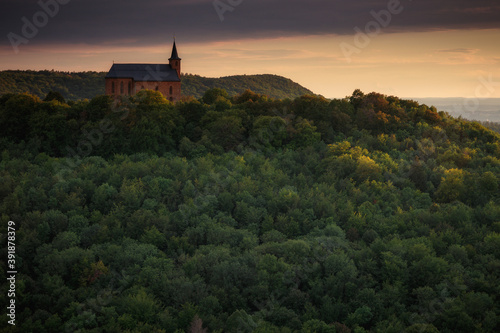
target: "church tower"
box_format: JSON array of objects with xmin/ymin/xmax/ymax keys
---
[{"xmin": 169, "ymin": 40, "xmax": 181, "ymax": 78}]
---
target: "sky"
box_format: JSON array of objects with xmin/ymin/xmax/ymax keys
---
[{"xmin": 1, "ymin": 0, "xmax": 500, "ymax": 98}]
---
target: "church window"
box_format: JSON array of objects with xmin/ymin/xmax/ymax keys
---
[
  {"xmin": 120, "ymin": 82, "xmax": 124, "ymax": 94},
  {"xmin": 169, "ymin": 86, "xmax": 173, "ymax": 95},
  {"xmin": 128, "ymin": 82, "xmax": 132, "ymax": 95},
  {"xmin": 111, "ymin": 82, "xmax": 115, "ymax": 94},
  {"xmin": 155, "ymin": 86, "xmax": 159, "ymax": 91}
]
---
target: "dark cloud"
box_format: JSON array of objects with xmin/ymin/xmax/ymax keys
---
[{"xmin": 1, "ymin": 0, "xmax": 499, "ymax": 48}]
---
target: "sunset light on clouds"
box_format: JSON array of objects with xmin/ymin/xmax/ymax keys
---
[{"xmin": 1, "ymin": 0, "xmax": 499, "ymax": 98}]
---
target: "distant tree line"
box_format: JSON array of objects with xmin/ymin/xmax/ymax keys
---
[
  {"xmin": 479, "ymin": 120, "xmax": 500, "ymax": 134},
  {"xmin": 0, "ymin": 70, "xmax": 313, "ymax": 101}
]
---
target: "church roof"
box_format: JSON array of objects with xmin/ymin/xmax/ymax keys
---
[{"xmin": 105, "ymin": 64, "xmax": 180, "ymax": 82}]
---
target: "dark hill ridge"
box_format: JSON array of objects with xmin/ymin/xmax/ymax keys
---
[
  {"xmin": 0, "ymin": 70, "xmax": 314, "ymax": 101},
  {"xmin": 181, "ymin": 74, "xmax": 314, "ymax": 100}
]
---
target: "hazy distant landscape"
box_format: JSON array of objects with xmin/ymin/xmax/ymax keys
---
[{"xmin": 415, "ymin": 98, "xmax": 500, "ymax": 122}]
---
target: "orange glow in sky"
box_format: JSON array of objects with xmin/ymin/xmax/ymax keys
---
[{"xmin": 1, "ymin": 29, "xmax": 499, "ymax": 98}]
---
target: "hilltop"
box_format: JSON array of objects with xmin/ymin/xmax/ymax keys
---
[
  {"xmin": 181, "ymin": 73, "xmax": 314, "ymax": 100},
  {"xmin": 0, "ymin": 70, "xmax": 314, "ymax": 101}
]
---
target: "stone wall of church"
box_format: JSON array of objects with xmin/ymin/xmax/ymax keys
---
[
  {"xmin": 105, "ymin": 79, "xmax": 181, "ymax": 102},
  {"xmin": 134, "ymin": 81, "xmax": 181, "ymax": 102},
  {"xmin": 105, "ymin": 78, "xmax": 134, "ymax": 97}
]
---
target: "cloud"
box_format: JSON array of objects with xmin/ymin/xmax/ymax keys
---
[
  {"xmin": 455, "ymin": 6, "xmax": 500, "ymax": 14},
  {"xmin": 438, "ymin": 48, "xmax": 479, "ymax": 54},
  {"xmin": 1, "ymin": 0, "xmax": 499, "ymax": 49}
]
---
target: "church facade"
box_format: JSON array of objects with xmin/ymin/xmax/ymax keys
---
[{"xmin": 105, "ymin": 41, "xmax": 182, "ymax": 102}]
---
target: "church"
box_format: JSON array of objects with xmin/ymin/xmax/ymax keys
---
[{"xmin": 105, "ymin": 41, "xmax": 182, "ymax": 102}]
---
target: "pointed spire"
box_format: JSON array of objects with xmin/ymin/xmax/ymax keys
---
[{"xmin": 169, "ymin": 39, "xmax": 181, "ymax": 60}]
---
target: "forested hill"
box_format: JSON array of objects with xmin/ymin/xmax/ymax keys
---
[
  {"xmin": 181, "ymin": 74, "xmax": 314, "ymax": 99},
  {"xmin": 0, "ymin": 70, "xmax": 314, "ymax": 100},
  {"xmin": 0, "ymin": 70, "xmax": 104, "ymax": 101},
  {"xmin": 1, "ymin": 89, "xmax": 499, "ymax": 332}
]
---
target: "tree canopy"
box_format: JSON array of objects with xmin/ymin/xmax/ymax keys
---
[{"xmin": 0, "ymin": 89, "xmax": 499, "ymax": 332}]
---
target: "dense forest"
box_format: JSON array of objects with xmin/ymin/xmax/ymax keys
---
[
  {"xmin": 0, "ymin": 71, "xmax": 313, "ymax": 101},
  {"xmin": 1, "ymin": 88, "xmax": 499, "ymax": 333}
]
